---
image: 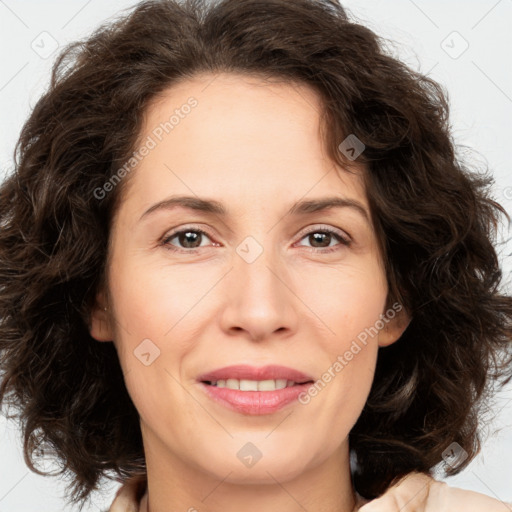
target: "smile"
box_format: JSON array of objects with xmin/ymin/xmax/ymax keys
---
[{"xmin": 206, "ymin": 378, "xmax": 301, "ymax": 391}]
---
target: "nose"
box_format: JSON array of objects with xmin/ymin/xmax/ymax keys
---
[{"xmin": 218, "ymin": 240, "xmax": 299, "ymax": 342}]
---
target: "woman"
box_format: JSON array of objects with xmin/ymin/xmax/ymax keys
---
[{"xmin": 0, "ymin": 0, "xmax": 511, "ymax": 511}]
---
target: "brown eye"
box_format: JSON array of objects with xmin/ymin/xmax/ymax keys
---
[
  {"xmin": 162, "ymin": 228, "xmax": 214, "ymax": 251},
  {"xmin": 296, "ymin": 227, "xmax": 351, "ymax": 253},
  {"xmin": 308, "ymin": 232, "xmax": 335, "ymax": 248}
]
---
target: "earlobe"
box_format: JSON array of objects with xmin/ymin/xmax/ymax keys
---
[
  {"xmin": 377, "ymin": 306, "xmax": 411, "ymax": 348},
  {"xmin": 89, "ymin": 292, "xmax": 114, "ymax": 342}
]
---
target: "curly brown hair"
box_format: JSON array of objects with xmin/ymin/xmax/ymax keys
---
[{"xmin": 0, "ymin": 0, "xmax": 511, "ymax": 506}]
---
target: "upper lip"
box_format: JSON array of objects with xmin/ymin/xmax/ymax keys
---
[{"xmin": 197, "ymin": 365, "xmax": 314, "ymax": 384}]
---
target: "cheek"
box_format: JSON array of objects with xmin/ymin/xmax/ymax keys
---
[
  {"xmin": 108, "ymin": 255, "xmax": 212, "ymax": 349},
  {"xmin": 292, "ymin": 260, "xmax": 386, "ymax": 426},
  {"xmin": 295, "ymin": 257, "xmax": 388, "ymax": 345},
  {"xmin": 106, "ymin": 257, "xmax": 214, "ymax": 425}
]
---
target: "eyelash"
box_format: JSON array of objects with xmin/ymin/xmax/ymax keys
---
[{"xmin": 160, "ymin": 224, "xmax": 351, "ymax": 254}]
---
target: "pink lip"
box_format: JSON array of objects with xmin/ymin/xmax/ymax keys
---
[
  {"xmin": 200, "ymin": 383, "xmax": 313, "ymax": 415},
  {"xmin": 197, "ymin": 364, "xmax": 314, "ymax": 383},
  {"xmin": 197, "ymin": 365, "xmax": 315, "ymax": 415}
]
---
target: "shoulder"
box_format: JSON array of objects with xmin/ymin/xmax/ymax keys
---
[
  {"xmin": 356, "ymin": 473, "xmax": 511, "ymax": 512},
  {"xmin": 426, "ymin": 482, "xmax": 511, "ymax": 512}
]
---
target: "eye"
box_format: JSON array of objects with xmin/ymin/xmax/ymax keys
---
[
  {"xmin": 161, "ymin": 227, "xmax": 216, "ymax": 253},
  {"xmin": 295, "ymin": 226, "xmax": 351, "ymax": 253}
]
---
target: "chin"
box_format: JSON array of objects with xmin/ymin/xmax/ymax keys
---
[{"xmin": 197, "ymin": 443, "xmax": 314, "ymax": 484}]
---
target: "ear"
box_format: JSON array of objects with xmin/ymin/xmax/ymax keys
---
[
  {"xmin": 89, "ymin": 290, "xmax": 114, "ymax": 342},
  {"xmin": 377, "ymin": 304, "xmax": 411, "ymax": 348}
]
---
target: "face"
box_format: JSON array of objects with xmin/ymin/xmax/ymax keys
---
[{"xmin": 90, "ymin": 73, "xmax": 408, "ymax": 485}]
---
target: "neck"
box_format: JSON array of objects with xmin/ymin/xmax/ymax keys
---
[{"xmin": 141, "ymin": 432, "xmax": 357, "ymax": 512}]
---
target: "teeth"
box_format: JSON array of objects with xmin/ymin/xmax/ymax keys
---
[{"xmin": 211, "ymin": 378, "xmax": 294, "ymax": 391}]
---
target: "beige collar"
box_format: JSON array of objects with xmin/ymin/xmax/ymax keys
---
[{"xmin": 109, "ymin": 476, "xmax": 148, "ymax": 512}]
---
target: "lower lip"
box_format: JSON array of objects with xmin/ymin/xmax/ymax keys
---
[{"xmin": 199, "ymin": 382, "xmax": 313, "ymax": 415}]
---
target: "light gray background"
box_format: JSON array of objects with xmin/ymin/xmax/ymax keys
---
[{"xmin": 1, "ymin": 0, "xmax": 511, "ymax": 510}]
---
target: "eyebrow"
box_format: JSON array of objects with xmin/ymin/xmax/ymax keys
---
[{"xmin": 139, "ymin": 195, "xmax": 369, "ymax": 222}]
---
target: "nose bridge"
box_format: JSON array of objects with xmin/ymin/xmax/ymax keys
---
[
  {"xmin": 238, "ymin": 234, "xmax": 279, "ymax": 289},
  {"xmin": 235, "ymin": 233, "xmax": 285, "ymax": 307},
  {"xmin": 219, "ymin": 233, "xmax": 297, "ymax": 339}
]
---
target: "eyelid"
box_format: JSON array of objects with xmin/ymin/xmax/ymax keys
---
[{"xmin": 295, "ymin": 223, "xmax": 351, "ymax": 243}]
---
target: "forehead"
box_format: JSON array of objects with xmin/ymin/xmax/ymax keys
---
[{"xmin": 120, "ymin": 72, "xmax": 368, "ymax": 217}]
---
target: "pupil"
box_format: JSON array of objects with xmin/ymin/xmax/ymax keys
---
[
  {"xmin": 311, "ymin": 232, "xmax": 330, "ymax": 247},
  {"xmin": 180, "ymin": 231, "xmax": 200, "ymax": 248}
]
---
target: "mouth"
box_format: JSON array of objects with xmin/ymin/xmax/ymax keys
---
[{"xmin": 197, "ymin": 365, "xmax": 315, "ymax": 415}]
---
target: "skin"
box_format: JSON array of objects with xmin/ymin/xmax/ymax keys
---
[{"xmin": 90, "ymin": 72, "xmax": 411, "ymax": 512}]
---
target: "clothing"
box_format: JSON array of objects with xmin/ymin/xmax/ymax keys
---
[{"xmin": 108, "ymin": 476, "xmax": 148, "ymax": 512}]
